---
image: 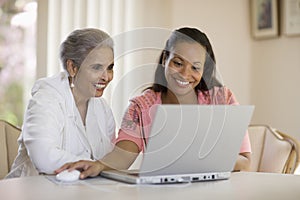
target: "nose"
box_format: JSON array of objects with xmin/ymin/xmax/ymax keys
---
[
  {"xmin": 100, "ymin": 70, "xmax": 108, "ymax": 81},
  {"xmin": 179, "ymin": 65, "xmax": 191, "ymax": 78}
]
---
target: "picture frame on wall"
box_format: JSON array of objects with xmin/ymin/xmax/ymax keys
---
[
  {"xmin": 281, "ymin": 0, "xmax": 300, "ymax": 36},
  {"xmin": 250, "ymin": 0, "xmax": 279, "ymax": 39}
]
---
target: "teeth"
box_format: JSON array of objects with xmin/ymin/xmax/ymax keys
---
[
  {"xmin": 95, "ymin": 83, "xmax": 105, "ymax": 89},
  {"xmin": 176, "ymin": 79, "xmax": 189, "ymax": 86}
]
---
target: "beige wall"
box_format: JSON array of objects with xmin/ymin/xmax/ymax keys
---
[{"xmin": 251, "ymin": 38, "xmax": 300, "ymax": 139}]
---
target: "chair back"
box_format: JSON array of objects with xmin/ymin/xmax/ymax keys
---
[
  {"xmin": 0, "ymin": 120, "xmax": 21, "ymax": 179},
  {"xmin": 248, "ymin": 124, "xmax": 300, "ymax": 174}
]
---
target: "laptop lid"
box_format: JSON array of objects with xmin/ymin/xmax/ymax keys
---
[{"xmin": 101, "ymin": 105, "xmax": 254, "ymax": 184}]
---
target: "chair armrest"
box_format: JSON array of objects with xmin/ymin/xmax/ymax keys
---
[{"xmin": 275, "ymin": 130, "xmax": 300, "ymax": 174}]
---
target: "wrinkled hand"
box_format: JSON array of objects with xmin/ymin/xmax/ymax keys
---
[{"xmin": 55, "ymin": 160, "xmax": 105, "ymax": 179}]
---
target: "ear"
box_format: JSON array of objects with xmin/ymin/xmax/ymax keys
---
[{"xmin": 66, "ymin": 60, "xmax": 78, "ymax": 77}]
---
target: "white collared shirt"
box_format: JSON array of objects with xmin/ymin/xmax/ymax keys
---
[{"xmin": 6, "ymin": 72, "xmax": 115, "ymax": 177}]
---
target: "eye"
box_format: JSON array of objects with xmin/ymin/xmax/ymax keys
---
[
  {"xmin": 192, "ymin": 66, "xmax": 201, "ymax": 71},
  {"xmin": 192, "ymin": 66, "xmax": 202, "ymax": 72},
  {"xmin": 173, "ymin": 60, "xmax": 183, "ymax": 67},
  {"xmin": 107, "ymin": 63, "xmax": 114, "ymax": 71},
  {"xmin": 91, "ymin": 64, "xmax": 104, "ymax": 71}
]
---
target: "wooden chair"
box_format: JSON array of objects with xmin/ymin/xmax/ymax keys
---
[
  {"xmin": 248, "ymin": 124, "xmax": 300, "ymax": 174},
  {"xmin": 0, "ymin": 120, "xmax": 21, "ymax": 179}
]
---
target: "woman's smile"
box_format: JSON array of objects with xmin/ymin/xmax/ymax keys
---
[
  {"xmin": 94, "ymin": 83, "xmax": 106, "ymax": 89},
  {"xmin": 174, "ymin": 77, "xmax": 190, "ymax": 88}
]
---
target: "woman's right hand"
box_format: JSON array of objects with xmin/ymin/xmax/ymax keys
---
[
  {"xmin": 55, "ymin": 160, "xmax": 106, "ymax": 179},
  {"xmin": 55, "ymin": 141, "xmax": 139, "ymax": 179}
]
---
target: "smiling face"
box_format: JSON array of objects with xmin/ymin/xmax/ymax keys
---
[
  {"xmin": 164, "ymin": 42, "xmax": 206, "ymax": 97},
  {"xmin": 71, "ymin": 46, "xmax": 114, "ymax": 99}
]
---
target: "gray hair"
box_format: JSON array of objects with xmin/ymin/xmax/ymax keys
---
[{"xmin": 59, "ymin": 28, "xmax": 114, "ymax": 70}]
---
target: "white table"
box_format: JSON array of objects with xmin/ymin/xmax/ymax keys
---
[{"xmin": 0, "ymin": 172, "xmax": 299, "ymax": 200}]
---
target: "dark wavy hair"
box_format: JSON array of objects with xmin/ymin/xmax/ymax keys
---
[{"xmin": 150, "ymin": 27, "xmax": 222, "ymax": 93}]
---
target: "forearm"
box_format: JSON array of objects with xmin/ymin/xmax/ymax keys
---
[{"xmin": 100, "ymin": 140, "xmax": 139, "ymax": 171}]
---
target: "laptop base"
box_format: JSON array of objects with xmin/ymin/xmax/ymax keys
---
[{"xmin": 101, "ymin": 170, "xmax": 230, "ymax": 184}]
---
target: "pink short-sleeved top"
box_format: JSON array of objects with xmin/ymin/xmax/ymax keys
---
[{"xmin": 115, "ymin": 87, "xmax": 251, "ymax": 153}]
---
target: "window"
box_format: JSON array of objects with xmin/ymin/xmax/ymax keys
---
[{"xmin": 0, "ymin": 0, "xmax": 36, "ymax": 126}]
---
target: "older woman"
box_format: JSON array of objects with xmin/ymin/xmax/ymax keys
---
[{"xmin": 6, "ymin": 28, "xmax": 116, "ymax": 178}]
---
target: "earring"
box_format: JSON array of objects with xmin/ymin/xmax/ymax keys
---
[{"xmin": 70, "ymin": 76, "xmax": 75, "ymax": 88}]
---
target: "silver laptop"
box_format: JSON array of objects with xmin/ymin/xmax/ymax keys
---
[{"xmin": 101, "ymin": 105, "xmax": 254, "ymax": 184}]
